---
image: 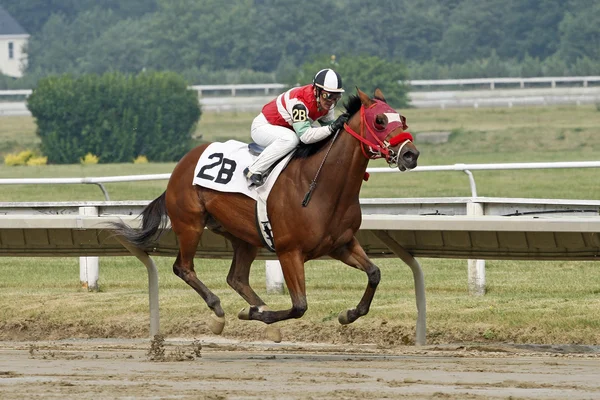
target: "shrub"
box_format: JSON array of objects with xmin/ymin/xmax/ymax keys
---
[
  {"xmin": 26, "ymin": 71, "xmax": 201, "ymax": 164},
  {"xmin": 133, "ymin": 155, "xmax": 148, "ymax": 164},
  {"xmin": 80, "ymin": 153, "xmax": 99, "ymax": 164},
  {"xmin": 4, "ymin": 150, "xmax": 34, "ymax": 166},
  {"xmin": 26, "ymin": 156, "xmax": 48, "ymax": 166}
]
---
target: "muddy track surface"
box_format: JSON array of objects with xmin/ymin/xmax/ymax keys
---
[{"xmin": 0, "ymin": 338, "xmax": 599, "ymax": 399}]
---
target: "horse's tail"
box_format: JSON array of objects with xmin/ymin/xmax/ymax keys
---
[{"xmin": 111, "ymin": 191, "xmax": 168, "ymax": 248}]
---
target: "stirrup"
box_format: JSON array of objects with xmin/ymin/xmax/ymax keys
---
[{"xmin": 243, "ymin": 167, "xmax": 264, "ymax": 187}]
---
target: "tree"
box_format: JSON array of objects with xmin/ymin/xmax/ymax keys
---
[
  {"xmin": 340, "ymin": 0, "xmax": 446, "ymax": 63},
  {"xmin": 0, "ymin": 0, "xmax": 158, "ymax": 34},
  {"xmin": 26, "ymin": 8, "xmax": 119, "ymax": 75},
  {"xmin": 147, "ymin": 0, "xmax": 258, "ymax": 71},
  {"xmin": 497, "ymin": 0, "xmax": 564, "ymax": 60},
  {"xmin": 78, "ymin": 17, "xmax": 153, "ymax": 74},
  {"xmin": 252, "ymin": 0, "xmax": 337, "ymax": 71},
  {"xmin": 557, "ymin": 4, "xmax": 600, "ymax": 62},
  {"xmin": 8, "ymin": 0, "xmax": 600, "ymax": 81},
  {"xmin": 436, "ymin": 0, "xmax": 505, "ymax": 63}
]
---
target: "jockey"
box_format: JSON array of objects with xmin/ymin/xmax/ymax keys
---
[{"xmin": 244, "ymin": 68, "xmax": 349, "ymax": 186}]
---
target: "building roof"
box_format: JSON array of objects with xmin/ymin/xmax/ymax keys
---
[{"xmin": 0, "ymin": 5, "xmax": 28, "ymax": 36}]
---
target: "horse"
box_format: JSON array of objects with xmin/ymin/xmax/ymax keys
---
[{"xmin": 112, "ymin": 88, "xmax": 419, "ymax": 339}]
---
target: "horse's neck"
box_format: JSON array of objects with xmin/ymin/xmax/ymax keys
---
[{"xmin": 318, "ymin": 131, "xmax": 368, "ymax": 202}]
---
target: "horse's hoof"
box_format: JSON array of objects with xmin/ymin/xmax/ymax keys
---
[
  {"xmin": 238, "ymin": 307, "xmax": 251, "ymax": 320},
  {"xmin": 264, "ymin": 325, "xmax": 282, "ymax": 343},
  {"xmin": 208, "ymin": 315, "xmax": 226, "ymax": 335},
  {"xmin": 338, "ymin": 310, "xmax": 351, "ymax": 325}
]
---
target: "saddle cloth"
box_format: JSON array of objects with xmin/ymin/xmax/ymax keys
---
[{"xmin": 192, "ymin": 140, "xmax": 294, "ymax": 251}]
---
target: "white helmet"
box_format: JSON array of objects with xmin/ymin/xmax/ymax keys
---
[{"xmin": 313, "ymin": 69, "xmax": 344, "ymax": 93}]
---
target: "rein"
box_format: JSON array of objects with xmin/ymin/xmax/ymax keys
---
[
  {"xmin": 343, "ymin": 106, "xmax": 413, "ymax": 167},
  {"xmin": 300, "ymin": 102, "xmax": 413, "ymax": 207},
  {"xmin": 301, "ymin": 129, "xmax": 340, "ymax": 207}
]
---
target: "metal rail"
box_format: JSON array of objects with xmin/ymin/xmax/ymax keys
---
[
  {"xmin": 407, "ymin": 76, "xmax": 600, "ymax": 89},
  {"xmin": 3, "ymin": 77, "xmax": 599, "ymax": 97},
  {"xmin": 2, "ymin": 161, "xmax": 599, "ymax": 200}
]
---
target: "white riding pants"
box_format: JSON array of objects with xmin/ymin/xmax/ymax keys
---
[{"xmin": 248, "ymin": 113, "xmax": 300, "ymax": 175}]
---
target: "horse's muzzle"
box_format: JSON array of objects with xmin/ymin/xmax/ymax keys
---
[{"xmin": 398, "ymin": 147, "xmax": 419, "ymax": 171}]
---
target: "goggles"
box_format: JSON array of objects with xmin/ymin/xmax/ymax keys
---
[{"xmin": 320, "ymin": 91, "xmax": 342, "ymax": 102}]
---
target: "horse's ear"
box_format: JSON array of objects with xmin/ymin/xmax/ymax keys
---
[
  {"xmin": 357, "ymin": 87, "xmax": 373, "ymax": 107},
  {"xmin": 374, "ymin": 88, "xmax": 386, "ymax": 102}
]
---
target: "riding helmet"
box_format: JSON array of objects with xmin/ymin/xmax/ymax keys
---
[{"xmin": 313, "ymin": 69, "xmax": 344, "ymax": 93}]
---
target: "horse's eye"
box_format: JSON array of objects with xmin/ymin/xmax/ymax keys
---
[{"xmin": 374, "ymin": 115, "xmax": 387, "ymax": 130}]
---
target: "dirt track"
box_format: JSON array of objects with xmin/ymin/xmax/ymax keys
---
[{"xmin": 0, "ymin": 338, "xmax": 599, "ymax": 400}]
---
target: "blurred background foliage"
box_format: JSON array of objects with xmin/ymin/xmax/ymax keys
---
[{"xmin": 1, "ymin": 0, "xmax": 599, "ymax": 88}]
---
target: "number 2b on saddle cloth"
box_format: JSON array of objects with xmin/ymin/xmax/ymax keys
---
[{"xmin": 192, "ymin": 139, "xmax": 294, "ymax": 251}]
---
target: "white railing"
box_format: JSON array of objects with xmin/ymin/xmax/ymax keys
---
[
  {"xmin": 0, "ymin": 89, "xmax": 31, "ymax": 96},
  {"xmin": 0, "ymin": 174, "xmax": 171, "ymax": 200},
  {"xmin": 2, "ymin": 161, "xmax": 599, "ymax": 200},
  {"xmin": 0, "ymin": 85, "xmax": 288, "ymax": 98},
  {"xmin": 2, "ymin": 76, "xmax": 599, "ymax": 98},
  {"xmin": 189, "ymin": 83, "xmax": 286, "ymax": 96},
  {"xmin": 407, "ymin": 76, "xmax": 600, "ymax": 89}
]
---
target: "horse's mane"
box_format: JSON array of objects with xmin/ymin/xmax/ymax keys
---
[{"xmin": 294, "ymin": 95, "xmax": 361, "ymax": 159}]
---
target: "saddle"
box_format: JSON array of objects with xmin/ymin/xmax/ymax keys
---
[
  {"xmin": 192, "ymin": 140, "xmax": 296, "ymax": 252},
  {"xmin": 247, "ymin": 142, "xmax": 265, "ymax": 156},
  {"xmin": 245, "ymin": 142, "xmax": 289, "ymax": 184}
]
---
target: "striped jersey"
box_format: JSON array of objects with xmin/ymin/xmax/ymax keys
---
[{"xmin": 261, "ymin": 85, "xmax": 336, "ymax": 133}]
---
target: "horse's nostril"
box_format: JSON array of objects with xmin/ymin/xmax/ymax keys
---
[
  {"xmin": 404, "ymin": 150, "xmax": 419, "ymax": 162},
  {"xmin": 401, "ymin": 150, "xmax": 419, "ymax": 169}
]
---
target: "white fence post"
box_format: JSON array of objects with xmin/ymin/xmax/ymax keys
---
[
  {"xmin": 265, "ymin": 260, "xmax": 285, "ymax": 294},
  {"xmin": 79, "ymin": 206, "xmax": 99, "ymax": 291},
  {"xmin": 466, "ymin": 202, "xmax": 486, "ymax": 295}
]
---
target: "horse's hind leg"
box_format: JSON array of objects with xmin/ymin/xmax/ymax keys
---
[
  {"xmin": 329, "ymin": 236, "xmax": 381, "ymax": 325},
  {"xmin": 225, "ymin": 237, "xmax": 266, "ymax": 308},
  {"xmin": 171, "ymin": 220, "xmax": 226, "ymax": 334}
]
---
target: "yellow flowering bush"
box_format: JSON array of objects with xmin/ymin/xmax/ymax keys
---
[
  {"xmin": 133, "ymin": 155, "xmax": 148, "ymax": 164},
  {"xmin": 26, "ymin": 156, "xmax": 48, "ymax": 166},
  {"xmin": 80, "ymin": 153, "xmax": 99, "ymax": 164},
  {"xmin": 4, "ymin": 150, "xmax": 35, "ymax": 166}
]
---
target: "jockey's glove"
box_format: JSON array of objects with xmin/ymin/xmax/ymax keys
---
[
  {"xmin": 329, "ymin": 114, "xmax": 349, "ymax": 133},
  {"xmin": 299, "ymin": 113, "xmax": 350, "ymax": 144}
]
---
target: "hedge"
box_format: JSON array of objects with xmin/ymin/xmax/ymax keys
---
[{"xmin": 26, "ymin": 71, "xmax": 201, "ymax": 164}]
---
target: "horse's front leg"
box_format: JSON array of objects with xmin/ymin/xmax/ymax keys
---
[
  {"xmin": 329, "ymin": 236, "xmax": 381, "ymax": 325},
  {"xmin": 240, "ymin": 250, "xmax": 307, "ymax": 324}
]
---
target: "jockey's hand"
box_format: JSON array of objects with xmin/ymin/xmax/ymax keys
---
[{"xmin": 329, "ymin": 114, "xmax": 349, "ymax": 133}]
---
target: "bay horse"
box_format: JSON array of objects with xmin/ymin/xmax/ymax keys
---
[{"xmin": 112, "ymin": 88, "xmax": 419, "ymax": 338}]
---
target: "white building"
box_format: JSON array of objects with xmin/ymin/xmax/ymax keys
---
[{"xmin": 0, "ymin": 6, "xmax": 29, "ymax": 78}]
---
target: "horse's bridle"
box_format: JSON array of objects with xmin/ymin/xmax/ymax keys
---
[
  {"xmin": 302, "ymin": 100, "xmax": 412, "ymax": 206},
  {"xmin": 343, "ymin": 103, "xmax": 413, "ymax": 168}
]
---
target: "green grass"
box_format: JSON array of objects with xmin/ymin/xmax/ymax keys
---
[
  {"xmin": 0, "ymin": 163, "xmax": 597, "ymax": 201},
  {"xmin": 0, "ymin": 116, "xmax": 39, "ymax": 156},
  {"xmin": 0, "ymin": 104, "xmax": 600, "ymax": 345},
  {"xmin": 0, "ymin": 256, "xmax": 598, "ymax": 345},
  {"xmin": 2, "ymin": 104, "xmax": 600, "ymax": 200}
]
